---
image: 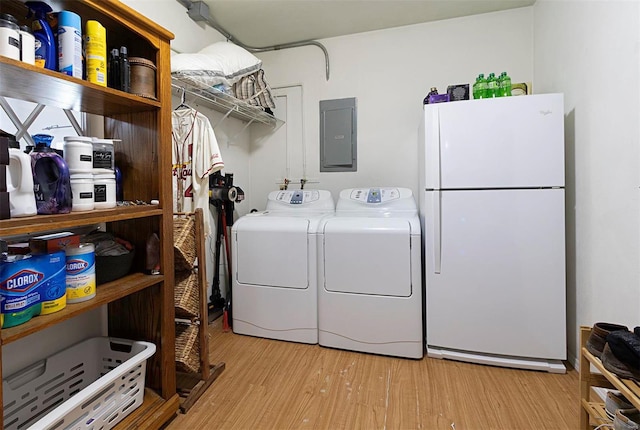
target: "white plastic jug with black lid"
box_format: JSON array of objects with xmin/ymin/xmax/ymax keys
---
[{"xmin": 7, "ymin": 146, "xmax": 37, "ymax": 217}]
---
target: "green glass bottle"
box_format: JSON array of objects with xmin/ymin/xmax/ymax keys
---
[
  {"xmin": 486, "ymin": 72, "xmax": 498, "ymax": 98},
  {"xmin": 473, "ymin": 74, "xmax": 488, "ymax": 99},
  {"xmin": 496, "ymin": 72, "xmax": 504, "ymax": 97},
  {"xmin": 499, "ymin": 71, "xmax": 512, "ymax": 97}
]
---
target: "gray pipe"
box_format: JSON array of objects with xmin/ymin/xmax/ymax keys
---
[{"xmin": 177, "ymin": 0, "xmax": 330, "ymax": 80}]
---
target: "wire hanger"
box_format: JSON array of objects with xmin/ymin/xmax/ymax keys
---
[{"xmin": 175, "ymin": 87, "xmax": 192, "ymax": 110}]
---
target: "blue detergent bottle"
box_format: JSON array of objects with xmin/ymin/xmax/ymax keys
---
[
  {"xmin": 25, "ymin": 1, "xmax": 56, "ymax": 70},
  {"xmin": 30, "ymin": 134, "xmax": 72, "ymax": 214}
]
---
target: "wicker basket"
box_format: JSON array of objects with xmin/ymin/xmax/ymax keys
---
[
  {"xmin": 175, "ymin": 322, "xmax": 200, "ymax": 374},
  {"xmin": 175, "ymin": 269, "xmax": 199, "ymax": 319},
  {"xmin": 174, "ymin": 215, "xmax": 196, "ymax": 271}
]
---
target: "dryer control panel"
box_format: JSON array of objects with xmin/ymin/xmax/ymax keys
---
[
  {"xmin": 337, "ymin": 187, "xmax": 416, "ymax": 213},
  {"xmin": 350, "ymin": 188, "xmax": 400, "ymax": 203},
  {"xmin": 266, "ymin": 189, "xmax": 334, "ymax": 212},
  {"xmin": 274, "ymin": 190, "xmax": 320, "ymax": 204}
]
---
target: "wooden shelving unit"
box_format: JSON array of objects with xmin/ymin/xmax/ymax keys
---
[
  {"xmin": 0, "ymin": 0, "xmax": 179, "ymax": 428},
  {"xmin": 579, "ymin": 326, "xmax": 640, "ymax": 429}
]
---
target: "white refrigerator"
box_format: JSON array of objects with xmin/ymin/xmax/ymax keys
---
[{"xmin": 419, "ymin": 93, "xmax": 567, "ymax": 373}]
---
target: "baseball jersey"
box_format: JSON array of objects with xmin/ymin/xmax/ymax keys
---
[{"xmin": 172, "ymin": 107, "xmax": 224, "ymax": 235}]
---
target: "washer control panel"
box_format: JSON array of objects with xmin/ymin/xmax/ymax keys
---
[
  {"xmin": 274, "ymin": 190, "xmax": 320, "ymax": 204},
  {"xmin": 350, "ymin": 188, "xmax": 400, "ymax": 204}
]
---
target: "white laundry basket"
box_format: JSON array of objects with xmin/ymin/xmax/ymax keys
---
[{"xmin": 2, "ymin": 336, "xmax": 156, "ymax": 430}]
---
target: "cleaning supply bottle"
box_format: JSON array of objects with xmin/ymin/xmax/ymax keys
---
[
  {"xmin": 85, "ymin": 20, "xmax": 106, "ymax": 86},
  {"xmin": 57, "ymin": 10, "xmax": 82, "ymax": 78},
  {"xmin": 25, "ymin": 1, "xmax": 56, "ymax": 70},
  {"xmin": 30, "ymin": 134, "xmax": 72, "ymax": 214},
  {"xmin": 423, "ymin": 87, "xmax": 438, "ymax": 105},
  {"xmin": 472, "ymin": 74, "xmax": 488, "ymax": 99},
  {"xmin": 499, "ymin": 71, "xmax": 512, "ymax": 97},
  {"xmin": 7, "ymin": 138, "xmax": 37, "ymax": 217}
]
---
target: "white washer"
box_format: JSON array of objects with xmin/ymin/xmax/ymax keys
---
[
  {"xmin": 318, "ymin": 187, "xmax": 423, "ymax": 359},
  {"xmin": 231, "ymin": 189, "xmax": 334, "ymax": 344}
]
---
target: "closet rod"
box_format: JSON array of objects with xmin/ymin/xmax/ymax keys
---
[{"xmin": 176, "ymin": 0, "xmax": 330, "ymax": 80}]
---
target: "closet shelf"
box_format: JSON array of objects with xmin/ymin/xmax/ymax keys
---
[{"xmin": 171, "ymin": 78, "xmax": 283, "ymax": 128}]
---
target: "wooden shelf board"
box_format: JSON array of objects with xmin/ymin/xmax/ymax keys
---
[
  {"xmin": 0, "ymin": 205, "xmax": 163, "ymax": 238},
  {"xmin": 581, "ymin": 346, "xmax": 640, "ymax": 410},
  {"xmin": 0, "ymin": 57, "xmax": 161, "ymax": 116},
  {"xmin": 581, "ymin": 400, "xmax": 611, "ymax": 428},
  {"xmin": 1, "ymin": 272, "xmax": 163, "ymax": 345},
  {"xmin": 115, "ymin": 390, "xmax": 180, "ymax": 430}
]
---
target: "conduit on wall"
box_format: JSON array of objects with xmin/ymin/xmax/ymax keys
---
[{"xmin": 176, "ymin": 0, "xmax": 330, "ymax": 80}]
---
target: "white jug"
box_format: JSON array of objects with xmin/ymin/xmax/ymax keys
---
[{"xmin": 7, "ymin": 148, "xmax": 37, "ymax": 217}]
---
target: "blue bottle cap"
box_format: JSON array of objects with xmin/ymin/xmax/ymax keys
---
[{"xmin": 32, "ymin": 134, "xmax": 54, "ymax": 146}]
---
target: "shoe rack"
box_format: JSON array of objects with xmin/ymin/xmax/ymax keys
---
[{"xmin": 579, "ymin": 326, "xmax": 640, "ymax": 429}]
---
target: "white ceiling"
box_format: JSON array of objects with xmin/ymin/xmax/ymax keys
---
[{"xmin": 200, "ymin": 0, "xmax": 535, "ymax": 47}]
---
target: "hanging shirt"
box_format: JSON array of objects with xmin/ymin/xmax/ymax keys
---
[{"xmin": 172, "ymin": 107, "xmax": 224, "ymax": 235}]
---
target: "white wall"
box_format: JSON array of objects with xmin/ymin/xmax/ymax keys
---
[
  {"xmin": 533, "ymin": 1, "xmax": 640, "ymax": 366},
  {"xmin": 258, "ymin": 7, "xmax": 534, "ymax": 200},
  {"xmin": 121, "ymin": 0, "xmax": 225, "ymax": 53}
]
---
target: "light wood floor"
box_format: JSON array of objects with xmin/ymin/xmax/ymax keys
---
[{"xmin": 166, "ymin": 319, "xmax": 579, "ymax": 430}]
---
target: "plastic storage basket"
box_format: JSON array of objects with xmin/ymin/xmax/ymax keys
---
[{"xmin": 2, "ymin": 337, "xmax": 156, "ymax": 430}]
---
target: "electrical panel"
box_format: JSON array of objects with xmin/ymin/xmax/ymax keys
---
[{"xmin": 320, "ymin": 97, "xmax": 357, "ymax": 172}]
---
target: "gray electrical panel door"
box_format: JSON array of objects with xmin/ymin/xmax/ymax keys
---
[{"xmin": 320, "ymin": 98, "xmax": 357, "ymax": 172}]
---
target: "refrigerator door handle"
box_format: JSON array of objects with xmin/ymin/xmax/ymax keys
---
[
  {"xmin": 427, "ymin": 108, "xmax": 441, "ymax": 190},
  {"xmin": 433, "ymin": 190, "xmax": 442, "ymax": 274}
]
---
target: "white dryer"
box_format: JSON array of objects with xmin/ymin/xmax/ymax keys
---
[
  {"xmin": 318, "ymin": 187, "xmax": 423, "ymax": 359},
  {"xmin": 231, "ymin": 189, "xmax": 334, "ymax": 344}
]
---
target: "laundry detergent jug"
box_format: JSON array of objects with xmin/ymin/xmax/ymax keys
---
[
  {"xmin": 7, "ymin": 144, "xmax": 37, "ymax": 217},
  {"xmin": 30, "ymin": 134, "xmax": 72, "ymax": 214}
]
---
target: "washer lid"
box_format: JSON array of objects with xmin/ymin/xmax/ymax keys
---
[
  {"xmin": 322, "ymin": 218, "xmax": 412, "ymax": 297},
  {"xmin": 235, "ymin": 217, "xmax": 310, "ymax": 289}
]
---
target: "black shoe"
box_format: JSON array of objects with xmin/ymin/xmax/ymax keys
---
[
  {"xmin": 604, "ymin": 331, "xmax": 640, "ymax": 381},
  {"xmin": 587, "ymin": 322, "xmax": 629, "ymax": 358}
]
